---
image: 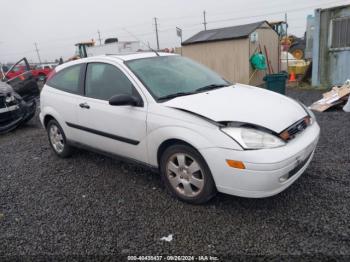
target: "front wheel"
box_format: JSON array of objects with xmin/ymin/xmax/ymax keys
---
[
  {"xmin": 160, "ymin": 144, "xmax": 216, "ymax": 204},
  {"xmin": 46, "ymin": 119, "xmax": 72, "ymax": 158}
]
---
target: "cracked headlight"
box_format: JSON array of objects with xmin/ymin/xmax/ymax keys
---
[{"xmin": 221, "ymin": 127, "xmax": 286, "ymax": 150}]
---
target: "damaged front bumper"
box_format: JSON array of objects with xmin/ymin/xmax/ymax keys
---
[
  {"xmin": 199, "ymin": 121, "xmax": 320, "ymax": 198},
  {"xmin": 0, "ymin": 95, "xmax": 36, "ymax": 134}
]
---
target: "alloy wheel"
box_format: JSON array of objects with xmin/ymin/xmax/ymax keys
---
[
  {"xmin": 49, "ymin": 124, "xmax": 65, "ymax": 153},
  {"xmin": 166, "ymin": 153, "xmax": 205, "ymax": 197}
]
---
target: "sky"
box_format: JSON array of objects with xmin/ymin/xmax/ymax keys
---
[{"xmin": 1, "ymin": 0, "xmax": 349, "ymax": 63}]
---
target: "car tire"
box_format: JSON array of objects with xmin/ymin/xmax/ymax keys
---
[
  {"xmin": 46, "ymin": 119, "xmax": 72, "ymax": 158},
  {"xmin": 160, "ymin": 144, "xmax": 216, "ymax": 204}
]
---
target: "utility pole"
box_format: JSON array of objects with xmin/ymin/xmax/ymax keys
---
[
  {"xmin": 154, "ymin": 17, "xmax": 160, "ymax": 50},
  {"xmin": 97, "ymin": 30, "xmax": 102, "ymax": 45},
  {"xmin": 203, "ymin": 10, "xmax": 207, "ymax": 30},
  {"xmin": 34, "ymin": 43, "xmax": 42, "ymax": 64},
  {"xmin": 176, "ymin": 27, "xmax": 183, "ymax": 55},
  {"xmin": 285, "ymin": 12, "xmax": 288, "ymax": 74}
]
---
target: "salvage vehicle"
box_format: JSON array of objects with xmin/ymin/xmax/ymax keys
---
[
  {"xmin": 33, "ymin": 64, "xmax": 56, "ymax": 82},
  {"xmin": 40, "ymin": 53, "xmax": 320, "ymax": 204},
  {"xmin": 5, "ymin": 65, "xmax": 27, "ymax": 80},
  {"xmin": 0, "ymin": 58, "xmax": 40, "ymax": 134}
]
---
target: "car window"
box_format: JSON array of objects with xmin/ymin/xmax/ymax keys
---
[
  {"xmin": 126, "ymin": 56, "xmax": 229, "ymax": 100},
  {"xmin": 85, "ymin": 63, "xmax": 134, "ymax": 100},
  {"xmin": 47, "ymin": 64, "xmax": 82, "ymax": 93},
  {"xmin": 44, "ymin": 66, "xmax": 50, "ymax": 69}
]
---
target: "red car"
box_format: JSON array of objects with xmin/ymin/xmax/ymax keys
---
[
  {"xmin": 5, "ymin": 65, "xmax": 28, "ymax": 80},
  {"xmin": 32, "ymin": 64, "xmax": 56, "ymax": 81},
  {"xmin": 5, "ymin": 64, "xmax": 56, "ymax": 82}
]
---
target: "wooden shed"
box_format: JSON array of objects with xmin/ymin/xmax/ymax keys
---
[{"xmin": 182, "ymin": 21, "xmax": 280, "ymax": 86}]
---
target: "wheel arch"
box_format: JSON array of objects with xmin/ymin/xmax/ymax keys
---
[
  {"xmin": 41, "ymin": 106, "xmax": 66, "ymax": 131},
  {"xmin": 157, "ymin": 139, "xmax": 197, "ymax": 169},
  {"xmin": 43, "ymin": 114, "xmax": 55, "ymax": 127},
  {"xmin": 147, "ymin": 126, "xmax": 214, "ymax": 168}
]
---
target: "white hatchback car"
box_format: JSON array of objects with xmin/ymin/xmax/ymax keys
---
[{"xmin": 40, "ymin": 52, "xmax": 320, "ymax": 204}]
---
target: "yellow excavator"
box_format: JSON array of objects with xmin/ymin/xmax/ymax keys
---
[{"xmin": 270, "ymin": 21, "xmax": 306, "ymax": 60}]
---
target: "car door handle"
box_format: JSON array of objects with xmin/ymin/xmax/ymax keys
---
[{"xmin": 79, "ymin": 102, "xmax": 90, "ymax": 109}]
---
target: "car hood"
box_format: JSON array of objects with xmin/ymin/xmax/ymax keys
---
[{"xmin": 163, "ymin": 84, "xmax": 307, "ymax": 133}]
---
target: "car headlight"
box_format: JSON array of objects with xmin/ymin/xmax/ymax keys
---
[
  {"xmin": 5, "ymin": 94, "xmax": 15, "ymax": 103},
  {"xmin": 221, "ymin": 127, "xmax": 286, "ymax": 150},
  {"xmin": 306, "ymin": 106, "xmax": 316, "ymax": 125}
]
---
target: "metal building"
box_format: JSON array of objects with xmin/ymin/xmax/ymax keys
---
[
  {"xmin": 312, "ymin": 4, "xmax": 350, "ymax": 87},
  {"xmin": 181, "ymin": 21, "xmax": 279, "ymax": 86}
]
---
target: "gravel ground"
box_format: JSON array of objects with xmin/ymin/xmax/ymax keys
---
[{"xmin": 0, "ymin": 88, "xmax": 349, "ymax": 261}]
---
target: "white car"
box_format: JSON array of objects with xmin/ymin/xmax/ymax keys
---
[{"xmin": 40, "ymin": 52, "xmax": 320, "ymax": 204}]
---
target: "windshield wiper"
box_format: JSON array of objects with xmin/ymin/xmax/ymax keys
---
[
  {"xmin": 195, "ymin": 84, "xmax": 229, "ymax": 92},
  {"xmin": 158, "ymin": 84, "xmax": 230, "ymax": 101},
  {"xmin": 158, "ymin": 91, "xmax": 195, "ymax": 101}
]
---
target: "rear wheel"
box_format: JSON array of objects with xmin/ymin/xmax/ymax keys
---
[
  {"xmin": 46, "ymin": 119, "xmax": 72, "ymax": 158},
  {"xmin": 160, "ymin": 144, "xmax": 216, "ymax": 204}
]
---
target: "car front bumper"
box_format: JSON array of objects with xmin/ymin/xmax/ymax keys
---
[
  {"xmin": 200, "ymin": 121, "xmax": 320, "ymax": 198},
  {"xmin": 0, "ymin": 99, "xmax": 36, "ymax": 134}
]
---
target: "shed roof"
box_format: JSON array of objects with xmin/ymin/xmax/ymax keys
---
[
  {"xmin": 318, "ymin": 3, "xmax": 350, "ymax": 12},
  {"xmin": 182, "ymin": 21, "xmax": 270, "ymax": 46}
]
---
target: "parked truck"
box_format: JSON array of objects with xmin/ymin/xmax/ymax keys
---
[{"xmin": 69, "ymin": 38, "xmax": 141, "ymax": 61}]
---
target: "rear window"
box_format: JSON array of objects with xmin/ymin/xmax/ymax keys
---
[{"xmin": 46, "ymin": 64, "xmax": 82, "ymax": 93}]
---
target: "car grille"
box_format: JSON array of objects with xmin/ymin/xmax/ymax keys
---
[
  {"xmin": 0, "ymin": 96, "xmax": 5, "ymax": 108},
  {"xmin": 279, "ymin": 117, "xmax": 310, "ymax": 141}
]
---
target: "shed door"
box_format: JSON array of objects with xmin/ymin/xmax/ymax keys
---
[{"xmin": 329, "ymin": 17, "xmax": 350, "ymax": 85}]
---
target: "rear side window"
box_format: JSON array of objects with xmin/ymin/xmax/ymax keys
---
[
  {"xmin": 47, "ymin": 64, "xmax": 82, "ymax": 93},
  {"xmin": 85, "ymin": 63, "xmax": 134, "ymax": 100}
]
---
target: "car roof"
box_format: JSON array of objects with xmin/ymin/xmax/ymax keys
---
[
  {"xmin": 102, "ymin": 51, "xmax": 177, "ymax": 61},
  {"xmin": 55, "ymin": 52, "xmax": 178, "ymax": 72}
]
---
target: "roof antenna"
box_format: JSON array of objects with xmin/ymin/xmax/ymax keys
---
[
  {"xmin": 122, "ymin": 28, "xmax": 159, "ymax": 56},
  {"xmin": 147, "ymin": 41, "xmax": 160, "ymax": 56}
]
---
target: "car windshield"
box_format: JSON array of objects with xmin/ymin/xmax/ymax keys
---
[{"xmin": 126, "ymin": 56, "xmax": 230, "ymax": 101}]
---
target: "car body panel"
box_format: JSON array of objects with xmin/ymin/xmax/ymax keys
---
[
  {"xmin": 39, "ymin": 86, "xmax": 81, "ymax": 140},
  {"xmin": 163, "ymin": 84, "xmax": 307, "ymax": 133},
  {"xmin": 76, "ymin": 95, "xmax": 148, "ymax": 162}
]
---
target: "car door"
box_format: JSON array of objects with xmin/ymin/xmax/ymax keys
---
[
  {"xmin": 75, "ymin": 62, "xmax": 148, "ymax": 163},
  {"xmin": 5, "ymin": 58, "xmax": 39, "ymax": 102}
]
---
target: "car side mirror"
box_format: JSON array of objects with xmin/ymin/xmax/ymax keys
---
[{"xmin": 109, "ymin": 94, "xmax": 142, "ymax": 107}]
